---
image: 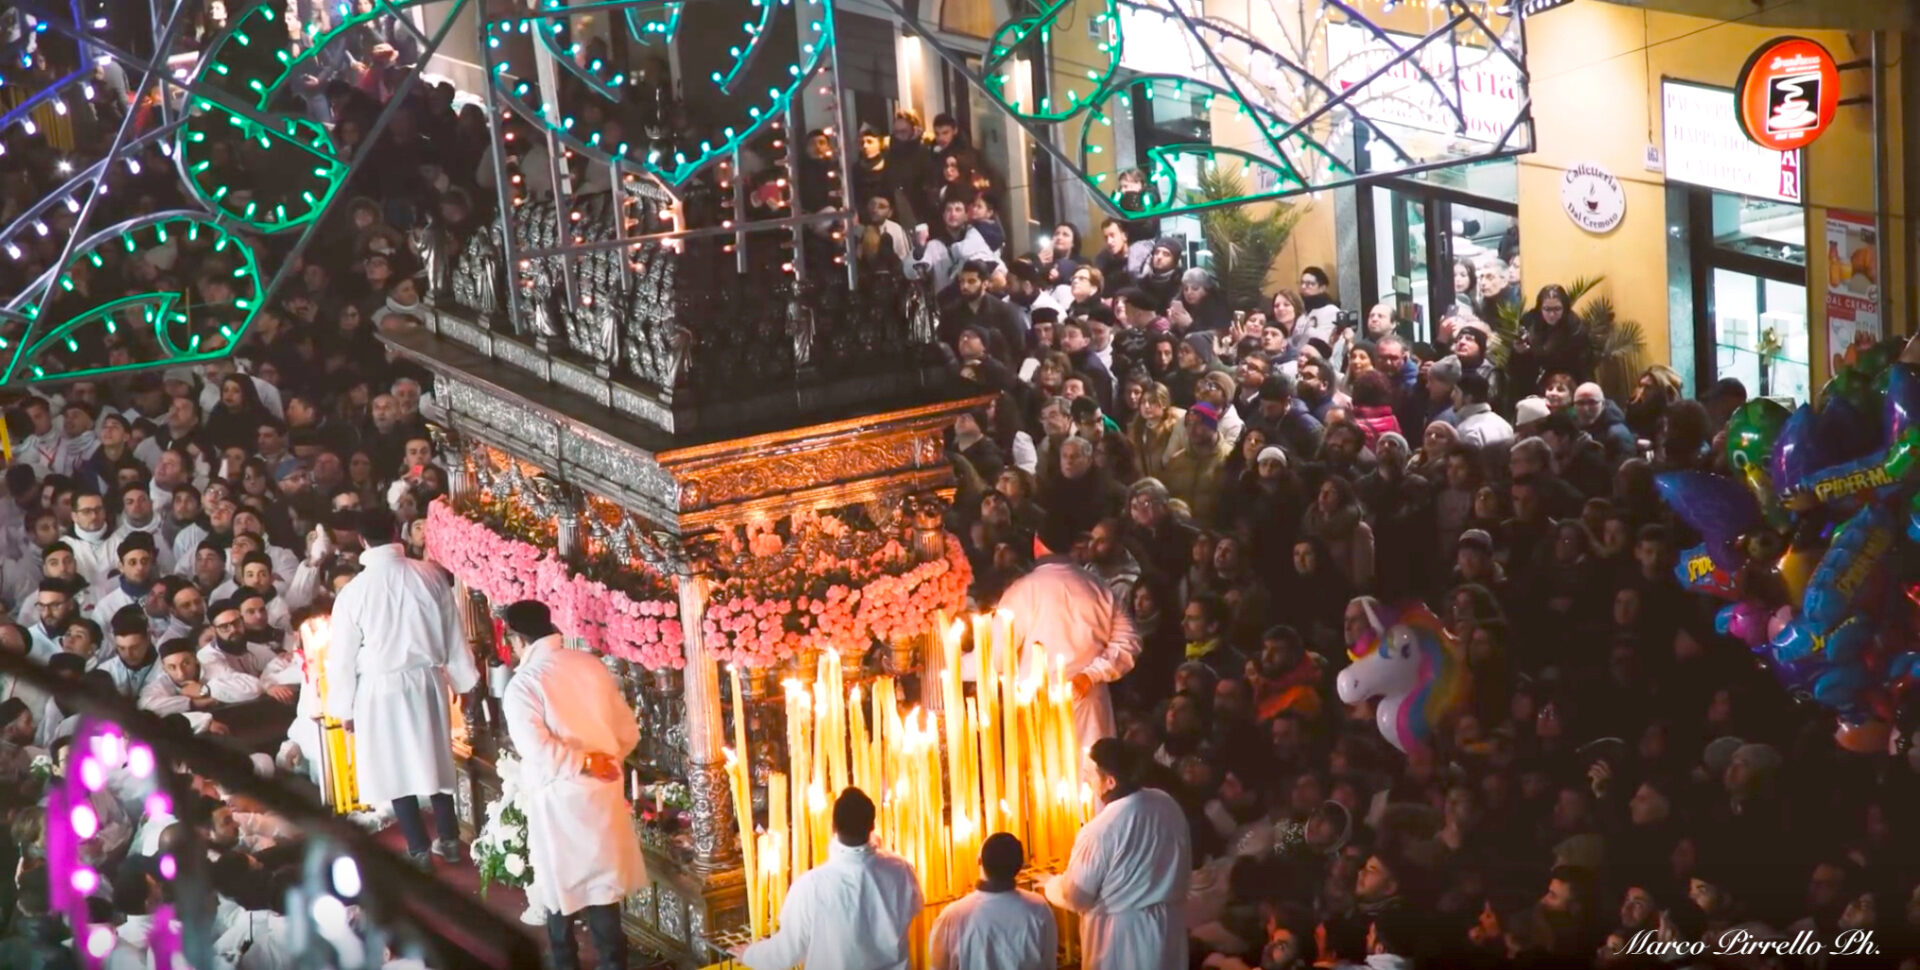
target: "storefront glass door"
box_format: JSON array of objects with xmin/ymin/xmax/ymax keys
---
[
  {"xmin": 1367, "ymin": 186, "xmax": 1431, "ymax": 338},
  {"xmin": 1710, "ymin": 269, "xmax": 1810, "ymax": 403}
]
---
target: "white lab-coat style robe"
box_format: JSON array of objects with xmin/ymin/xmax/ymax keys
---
[
  {"xmin": 996, "ymin": 562, "xmax": 1141, "ymax": 755},
  {"xmin": 928, "ymin": 886, "xmax": 1058, "ymax": 970},
  {"xmin": 324, "ymin": 544, "xmax": 477, "ymax": 804},
  {"xmin": 66, "ymin": 526, "xmax": 117, "ymax": 591},
  {"xmin": 501, "ymin": 635, "xmax": 648, "ymax": 917},
  {"xmin": 135, "ymin": 673, "xmax": 216, "ymax": 734},
  {"xmin": 97, "ymin": 653, "xmax": 161, "ymax": 700},
  {"xmin": 741, "ymin": 840, "xmax": 924, "ymax": 970},
  {"xmin": 1045, "ymin": 788, "xmax": 1191, "ymax": 970},
  {"xmin": 197, "ymin": 640, "xmax": 297, "ymax": 704},
  {"xmin": 110, "ymin": 517, "xmax": 176, "ymax": 575}
]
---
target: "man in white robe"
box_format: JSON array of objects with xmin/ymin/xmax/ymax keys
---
[
  {"xmin": 738, "ymin": 787, "xmax": 923, "ymax": 970},
  {"xmin": 499, "ymin": 600, "xmax": 647, "ymax": 970},
  {"xmin": 324, "ymin": 507, "xmax": 478, "ymax": 868},
  {"xmin": 66, "ymin": 490, "xmax": 119, "ymax": 592},
  {"xmin": 996, "ymin": 560, "xmax": 1141, "ymax": 762},
  {"xmin": 928, "ymin": 832, "xmax": 1057, "ymax": 970},
  {"xmin": 1045, "ymin": 738, "xmax": 1191, "ymax": 970}
]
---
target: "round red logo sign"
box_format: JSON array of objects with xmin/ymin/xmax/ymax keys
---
[{"xmin": 1735, "ymin": 36, "xmax": 1840, "ymax": 152}]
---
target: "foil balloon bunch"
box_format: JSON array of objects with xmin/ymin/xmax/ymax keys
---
[{"xmin": 1658, "ymin": 338, "xmax": 1920, "ymax": 753}]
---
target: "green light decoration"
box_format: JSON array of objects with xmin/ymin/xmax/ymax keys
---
[
  {"xmin": 487, "ymin": 0, "xmax": 834, "ymax": 187},
  {"xmin": 937, "ymin": 0, "xmax": 1528, "ymax": 218},
  {"xmin": 0, "ymin": 214, "xmax": 264, "ymax": 387},
  {"xmin": 173, "ymin": 1, "xmax": 431, "ymax": 233},
  {"xmin": 525, "ymin": 4, "xmax": 630, "ymax": 104},
  {"xmin": 980, "ymin": 0, "xmax": 1122, "ymax": 123},
  {"xmin": 626, "ymin": 1, "xmax": 684, "ymax": 44}
]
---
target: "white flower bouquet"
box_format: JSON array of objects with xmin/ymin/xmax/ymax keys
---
[
  {"xmin": 28, "ymin": 754, "xmax": 55, "ymax": 783},
  {"xmin": 471, "ymin": 755, "xmax": 534, "ymax": 896}
]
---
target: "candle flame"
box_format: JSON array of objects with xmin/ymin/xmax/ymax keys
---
[
  {"xmin": 807, "ymin": 783, "xmax": 827, "ymax": 812},
  {"xmin": 946, "ymin": 617, "xmax": 966, "ymax": 643}
]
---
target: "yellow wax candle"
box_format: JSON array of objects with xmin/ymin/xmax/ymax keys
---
[
  {"xmin": 821, "ymin": 654, "xmax": 847, "ymax": 797},
  {"xmin": 724, "ymin": 749, "xmax": 757, "ymax": 934},
  {"xmin": 848, "ymin": 685, "xmax": 869, "ymax": 794},
  {"xmin": 976, "ymin": 698, "xmax": 999, "ymax": 834},
  {"xmin": 972, "ymin": 612, "xmax": 990, "ymax": 681},
  {"xmin": 807, "ymin": 781, "xmax": 829, "ymax": 868},
  {"xmin": 767, "ymin": 771, "xmax": 788, "ymax": 923},
  {"xmin": 787, "ymin": 684, "xmax": 811, "ymax": 875},
  {"xmin": 999, "ymin": 672, "xmax": 1021, "ymax": 840}
]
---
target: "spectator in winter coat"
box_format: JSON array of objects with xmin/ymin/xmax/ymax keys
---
[{"xmin": 1572, "ymin": 382, "xmax": 1638, "ymax": 465}]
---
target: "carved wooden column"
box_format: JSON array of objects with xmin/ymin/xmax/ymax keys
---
[{"xmin": 676, "ymin": 573, "xmax": 740, "ymax": 876}]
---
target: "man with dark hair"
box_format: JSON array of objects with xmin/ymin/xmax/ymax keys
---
[
  {"xmin": 500, "ymin": 600, "xmax": 647, "ymax": 970},
  {"xmin": 325, "ymin": 504, "xmax": 478, "ymax": 869},
  {"xmin": 1453, "ymin": 370, "xmax": 1513, "ymax": 469},
  {"xmin": 96, "ymin": 606, "xmax": 160, "ymax": 698},
  {"xmin": 1045, "ymin": 738, "xmax": 1191, "ymax": 969},
  {"xmin": 928, "ymin": 832, "xmax": 1057, "ymax": 970},
  {"xmin": 738, "ymin": 786, "xmax": 923, "ymax": 970},
  {"xmin": 1254, "ymin": 373, "xmax": 1325, "ymax": 463},
  {"xmin": 938, "ymin": 258, "xmax": 1024, "ymax": 367}
]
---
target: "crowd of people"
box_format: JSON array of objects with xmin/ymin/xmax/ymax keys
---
[
  {"xmin": 931, "ymin": 209, "xmax": 1920, "ymax": 967},
  {"xmin": 0, "ymin": 7, "xmax": 490, "ymax": 969},
  {"xmin": 1, "ymin": 5, "xmax": 1918, "ymax": 969}
]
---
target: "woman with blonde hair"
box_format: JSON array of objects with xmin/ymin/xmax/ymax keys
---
[
  {"xmin": 1627, "ymin": 363, "xmax": 1685, "ymax": 442},
  {"xmin": 1128, "ymin": 381, "xmax": 1188, "ymax": 479}
]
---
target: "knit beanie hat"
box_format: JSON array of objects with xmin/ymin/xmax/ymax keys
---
[{"xmin": 1190, "ymin": 402, "xmax": 1221, "ymax": 430}]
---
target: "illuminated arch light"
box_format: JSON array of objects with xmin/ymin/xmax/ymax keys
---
[
  {"xmin": 173, "ymin": 1, "xmax": 435, "ymax": 232},
  {"xmin": 1, "ymin": 213, "xmax": 265, "ymax": 387},
  {"xmin": 483, "ymin": 0, "xmax": 835, "ymax": 186}
]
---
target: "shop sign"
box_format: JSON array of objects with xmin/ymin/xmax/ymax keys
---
[
  {"xmin": 1661, "ymin": 80, "xmax": 1802, "ymax": 205},
  {"xmin": 1560, "ymin": 162, "xmax": 1625, "ymax": 233},
  {"xmin": 1324, "ymin": 22, "xmax": 1523, "ymax": 144},
  {"xmin": 1735, "ymin": 37, "xmax": 1841, "ymax": 152},
  {"xmin": 1824, "ymin": 210, "xmax": 1880, "ymax": 364}
]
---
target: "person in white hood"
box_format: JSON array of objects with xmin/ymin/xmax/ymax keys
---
[
  {"xmin": 1045, "ymin": 739, "xmax": 1191, "ymax": 970},
  {"xmin": 65, "ymin": 490, "xmax": 118, "ymax": 592},
  {"xmin": 15, "ymin": 397, "xmax": 67, "ymax": 478},
  {"xmin": 928, "ymin": 832, "xmax": 1057, "ymax": 970},
  {"xmin": 995, "ymin": 560, "xmax": 1140, "ymax": 766},
  {"xmin": 499, "ymin": 600, "xmax": 647, "ymax": 970},
  {"xmin": 737, "ymin": 787, "xmax": 924, "ymax": 970}
]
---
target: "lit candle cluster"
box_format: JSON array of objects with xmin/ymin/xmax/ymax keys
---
[
  {"xmin": 725, "ymin": 610, "xmax": 1094, "ymax": 947},
  {"xmin": 300, "ymin": 616, "xmax": 364, "ymax": 814}
]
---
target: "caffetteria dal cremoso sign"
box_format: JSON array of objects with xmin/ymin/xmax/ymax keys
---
[{"xmin": 1735, "ymin": 36, "xmax": 1841, "ymax": 152}]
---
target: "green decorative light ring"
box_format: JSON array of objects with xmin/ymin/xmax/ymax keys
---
[
  {"xmin": 519, "ymin": 5, "xmax": 629, "ymax": 104},
  {"xmin": 711, "ymin": 0, "xmax": 780, "ymax": 94},
  {"xmin": 980, "ymin": 0, "xmax": 1121, "ymax": 123},
  {"xmin": 2, "ymin": 213, "xmax": 264, "ymax": 387},
  {"xmin": 486, "ymin": 0, "xmax": 835, "ymax": 187},
  {"xmin": 174, "ymin": 1, "xmax": 428, "ymax": 232},
  {"xmin": 626, "ymin": 2, "xmax": 684, "ymax": 44}
]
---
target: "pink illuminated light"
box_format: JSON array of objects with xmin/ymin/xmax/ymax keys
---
[{"xmin": 70, "ymin": 804, "xmax": 98, "ymax": 840}]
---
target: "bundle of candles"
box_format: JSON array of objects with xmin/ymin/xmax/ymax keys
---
[
  {"xmin": 300, "ymin": 616, "xmax": 366, "ymax": 814},
  {"xmin": 722, "ymin": 610, "xmax": 1095, "ymax": 944}
]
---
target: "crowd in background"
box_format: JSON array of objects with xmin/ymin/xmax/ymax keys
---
[
  {"xmin": 0, "ymin": 5, "xmax": 1918, "ymax": 969},
  {"xmin": 931, "ymin": 182, "xmax": 1919, "ymax": 967}
]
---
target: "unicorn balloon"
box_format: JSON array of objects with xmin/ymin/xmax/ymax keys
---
[{"xmin": 1334, "ymin": 599, "xmax": 1469, "ymax": 753}]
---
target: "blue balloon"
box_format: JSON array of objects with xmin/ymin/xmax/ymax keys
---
[
  {"xmin": 1804, "ymin": 505, "xmax": 1897, "ymax": 628},
  {"xmin": 1885, "ymin": 363, "xmax": 1920, "ymax": 444},
  {"xmin": 1654, "ymin": 471, "xmax": 1761, "ymax": 570},
  {"xmin": 1814, "ymin": 393, "xmax": 1883, "ymax": 468},
  {"xmin": 1771, "ymin": 403, "xmax": 1822, "ymax": 495}
]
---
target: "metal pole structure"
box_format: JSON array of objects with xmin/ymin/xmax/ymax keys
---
[
  {"xmin": 250, "ymin": 0, "xmax": 474, "ymax": 317},
  {"xmin": 515, "ymin": 205, "xmax": 850, "ymax": 259},
  {"xmin": 477, "ymin": 18, "xmax": 530, "ymax": 340},
  {"xmin": 732, "ymin": 147, "xmax": 749, "ymax": 275},
  {"xmin": 784, "ymin": 100, "xmax": 808, "ymax": 290},
  {"xmin": 822, "ymin": 26, "xmax": 859, "ymax": 288},
  {"xmin": 43, "ymin": 0, "xmax": 194, "ymax": 278},
  {"xmin": 1870, "ymin": 31, "xmax": 1891, "ymax": 339},
  {"xmin": 531, "ymin": 28, "xmax": 582, "ymax": 346}
]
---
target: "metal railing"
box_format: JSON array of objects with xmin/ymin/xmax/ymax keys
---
[{"xmin": 2, "ymin": 654, "xmax": 545, "ymax": 970}]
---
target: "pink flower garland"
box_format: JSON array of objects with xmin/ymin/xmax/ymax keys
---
[
  {"xmin": 425, "ymin": 502, "xmax": 685, "ymax": 669},
  {"xmin": 700, "ymin": 534, "xmax": 972, "ymax": 668},
  {"xmin": 426, "ymin": 502, "xmax": 973, "ymax": 671}
]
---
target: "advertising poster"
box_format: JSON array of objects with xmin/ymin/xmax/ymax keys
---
[{"xmin": 1824, "ymin": 210, "xmax": 1881, "ymax": 368}]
